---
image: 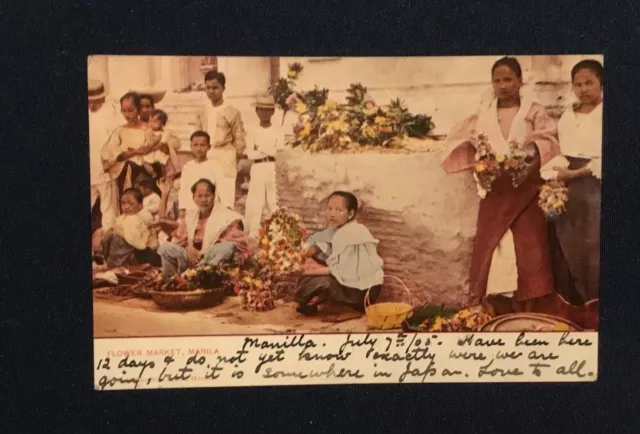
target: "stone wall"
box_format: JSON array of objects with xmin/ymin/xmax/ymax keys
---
[{"xmin": 275, "ymin": 148, "xmax": 480, "ymax": 307}]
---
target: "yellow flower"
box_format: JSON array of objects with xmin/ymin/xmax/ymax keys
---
[
  {"xmin": 496, "ymin": 154, "xmax": 506, "ymax": 163},
  {"xmin": 184, "ymin": 269, "xmax": 197, "ymax": 278},
  {"xmin": 253, "ymin": 279, "xmax": 263, "ymax": 289},
  {"xmin": 300, "ymin": 123, "xmax": 311, "ymax": 138},
  {"xmin": 329, "ymin": 120, "xmax": 349, "ymax": 132},
  {"xmin": 431, "ymin": 316, "xmax": 447, "ymax": 331},
  {"xmin": 203, "ymin": 265, "xmax": 212, "ymax": 271},
  {"xmin": 287, "ymin": 70, "xmax": 297, "ymax": 79},
  {"xmin": 553, "ymin": 201, "xmax": 564, "ymax": 209},
  {"xmin": 351, "ymin": 119, "xmax": 361, "ymax": 126},
  {"xmin": 457, "ymin": 309, "xmax": 471, "ymax": 319},
  {"xmin": 295, "ymin": 102, "xmax": 308, "ymax": 114},
  {"xmin": 475, "ymin": 163, "xmax": 486, "ymax": 173},
  {"xmin": 363, "ymin": 126, "xmax": 377, "ymax": 138},
  {"xmin": 374, "ymin": 116, "xmax": 387, "ymax": 125},
  {"xmin": 325, "ymin": 100, "xmax": 337, "ymax": 110}
]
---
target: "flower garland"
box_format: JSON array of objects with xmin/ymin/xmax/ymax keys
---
[
  {"xmin": 472, "ymin": 132, "xmax": 529, "ymax": 197},
  {"xmin": 538, "ymin": 179, "xmax": 569, "ymax": 220},
  {"xmin": 231, "ymin": 208, "xmax": 308, "ymax": 311},
  {"xmin": 270, "ymin": 64, "xmax": 435, "ymax": 153}
]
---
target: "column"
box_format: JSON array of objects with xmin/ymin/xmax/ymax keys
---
[
  {"xmin": 156, "ymin": 56, "xmax": 174, "ymax": 92},
  {"xmin": 107, "ymin": 55, "xmax": 154, "ymax": 100},
  {"xmin": 217, "ymin": 57, "xmax": 271, "ymax": 97},
  {"xmin": 87, "ymin": 55, "xmax": 110, "ymax": 93}
]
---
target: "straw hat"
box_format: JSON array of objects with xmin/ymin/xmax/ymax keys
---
[
  {"xmin": 252, "ymin": 93, "xmax": 276, "ymax": 109},
  {"xmin": 130, "ymin": 87, "xmax": 167, "ymax": 104},
  {"xmin": 88, "ymin": 79, "xmax": 107, "ymax": 101}
]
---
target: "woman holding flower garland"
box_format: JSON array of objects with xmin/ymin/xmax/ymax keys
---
[
  {"xmin": 151, "ymin": 179, "xmax": 253, "ymax": 279},
  {"xmin": 541, "ymin": 60, "xmax": 603, "ymax": 303},
  {"xmin": 295, "ymin": 191, "xmax": 384, "ymax": 316},
  {"xmin": 441, "ymin": 56, "xmax": 597, "ymax": 329}
]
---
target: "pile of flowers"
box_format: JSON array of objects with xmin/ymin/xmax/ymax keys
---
[
  {"xmin": 473, "ymin": 133, "xmax": 529, "ymax": 197},
  {"xmin": 538, "ymin": 179, "xmax": 569, "ymax": 220},
  {"xmin": 270, "ymin": 64, "xmax": 435, "ymax": 153},
  {"xmin": 419, "ymin": 307, "xmax": 494, "ymax": 332},
  {"xmin": 154, "ymin": 263, "xmax": 233, "ymax": 293},
  {"xmin": 230, "ymin": 208, "xmax": 308, "ymax": 311}
]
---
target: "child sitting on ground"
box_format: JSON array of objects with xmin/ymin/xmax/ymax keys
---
[{"xmin": 101, "ymin": 188, "xmax": 161, "ymax": 268}]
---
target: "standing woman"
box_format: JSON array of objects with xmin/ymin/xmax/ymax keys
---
[
  {"xmin": 101, "ymin": 92, "xmax": 160, "ymax": 210},
  {"xmin": 441, "ymin": 56, "xmax": 597, "ymax": 328},
  {"xmin": 542, "ymin": 59, "xmax": 603, "ymax": 303}
]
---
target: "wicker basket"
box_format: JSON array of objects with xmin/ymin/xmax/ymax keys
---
[
  {"xmin": 478, "ymin": 312, "xmax": 583, "ymax": 332},
  {"xmin": 364, "ymin": 275, "xmax": 414, "ymax": 330},
  {"xmin": 150, "ymin": 288, "xmax": 226, "ymax": 310}
]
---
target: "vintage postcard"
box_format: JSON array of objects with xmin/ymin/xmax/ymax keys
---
[{"xmin": 90, "ymin": 55, "xmax": 602, "ymax": 390}]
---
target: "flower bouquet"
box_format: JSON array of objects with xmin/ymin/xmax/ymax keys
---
[
  {"xmin": 231, "ymin": 208, "xmax": 308, "ymax": 311},
  {"xmin": 473, "ymin": 133, "xmax": 502, "ymax": 196},
  {"xmin": 538, "ymin": 179, "xmax": 569, "ymax": 220},
  {"xmin": 473, "ymin": 133, "xmax": 530, "ymax": 197},
  {"xmin": 503, "ymin": 139, "xmax": 529, "ymax": 187}
]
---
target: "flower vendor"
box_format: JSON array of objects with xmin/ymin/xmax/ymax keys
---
[
  {"xmin": 440, "ymin": 56, "xmax": 597, "ymax": 329},
  {"xmin": 151, "ymin": 179, "xmax": 254, "ymax": 279},
  {"xmin": 101, "ymin": 188, "xmax": 161, "ymax": 268},
  {"xmin": 540, "ymin": 60, "xmax": 603, "ymax": 303},
  {"xmin": 295, "ymin": 191, "xmax": 384, "ymax": 316}
]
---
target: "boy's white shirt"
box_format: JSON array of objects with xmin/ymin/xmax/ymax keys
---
[{"xmin": 245, "ymin": 123, "xmax": 285, "ymax": 160}]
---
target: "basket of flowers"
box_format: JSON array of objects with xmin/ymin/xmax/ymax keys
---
[
  {"xmin": 149, "ymin": 263, "xmax": 231, "ymax": 310},
  {"xmin": 364, "ymin": 275, "xmax": 415, "ymax": 330}
]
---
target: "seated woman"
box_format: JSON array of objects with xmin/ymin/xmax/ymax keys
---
[
  {"xmin": 101, "ymin": 188, "xmax": 161, "ymax": 268},
  {"xmin": 151, "ymin": 179, "xmax": 252, "ymax": 279},
  {"xmin": 295, "ymin": 191, "xmax": 384, "ymax": 316}
]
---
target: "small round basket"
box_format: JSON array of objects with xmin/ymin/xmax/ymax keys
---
[
  {"xmin": 365, "ymin": 276, "xmax": 414, "ymax": 330},
  {"xmin": 150, "ymin": 288, "xmax": 226, "ymax": 310}
]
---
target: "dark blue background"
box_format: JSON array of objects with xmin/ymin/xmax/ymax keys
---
[{"xmin": 0, "ymin": 1, "xmax": 638, "ymax": 432}]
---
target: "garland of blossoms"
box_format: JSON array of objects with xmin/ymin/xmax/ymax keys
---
[
  {"xmin": 473, "ymin": 132, "xmax": 569, "ymax": 219},
  {"xmin": 230, "ymin": 208, "xmax": 308, "ymax": 311}
]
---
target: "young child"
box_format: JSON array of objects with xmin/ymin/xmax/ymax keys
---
[
  {"xmin": 244, "ymin": 93, "xmax": 284, "ymax": 237},
  {"xmin": 134, "ymin": 173, "xmax": 161, "ymax": 219},
  {"xmin": 178, "ymin": 130, "xmax": 223, "ymax": 213},
  {"xmin": 144, "ymin": 109, "xmax": 180, "ymax": 179},
  {"xmin": 101, "ymin": 188, "xmax": 160, "ymax": 268}
]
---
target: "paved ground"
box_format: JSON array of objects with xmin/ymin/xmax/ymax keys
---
[{"xmin": 93, "ymin": 293, "xmax": 385, "ymax": 338}]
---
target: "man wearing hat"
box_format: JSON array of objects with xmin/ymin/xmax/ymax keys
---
[
  {"xmin": 88, "ymin": 79, "xmax": 118, "ymax": 244},
  {"xmin": 244, "ymin": 93, "xmax": 285, "ymax": 237}
]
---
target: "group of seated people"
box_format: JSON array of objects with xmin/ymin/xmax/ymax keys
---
[{"xmin": 96, "ymin": 176, "xmax": 385, "ymax": 316}]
